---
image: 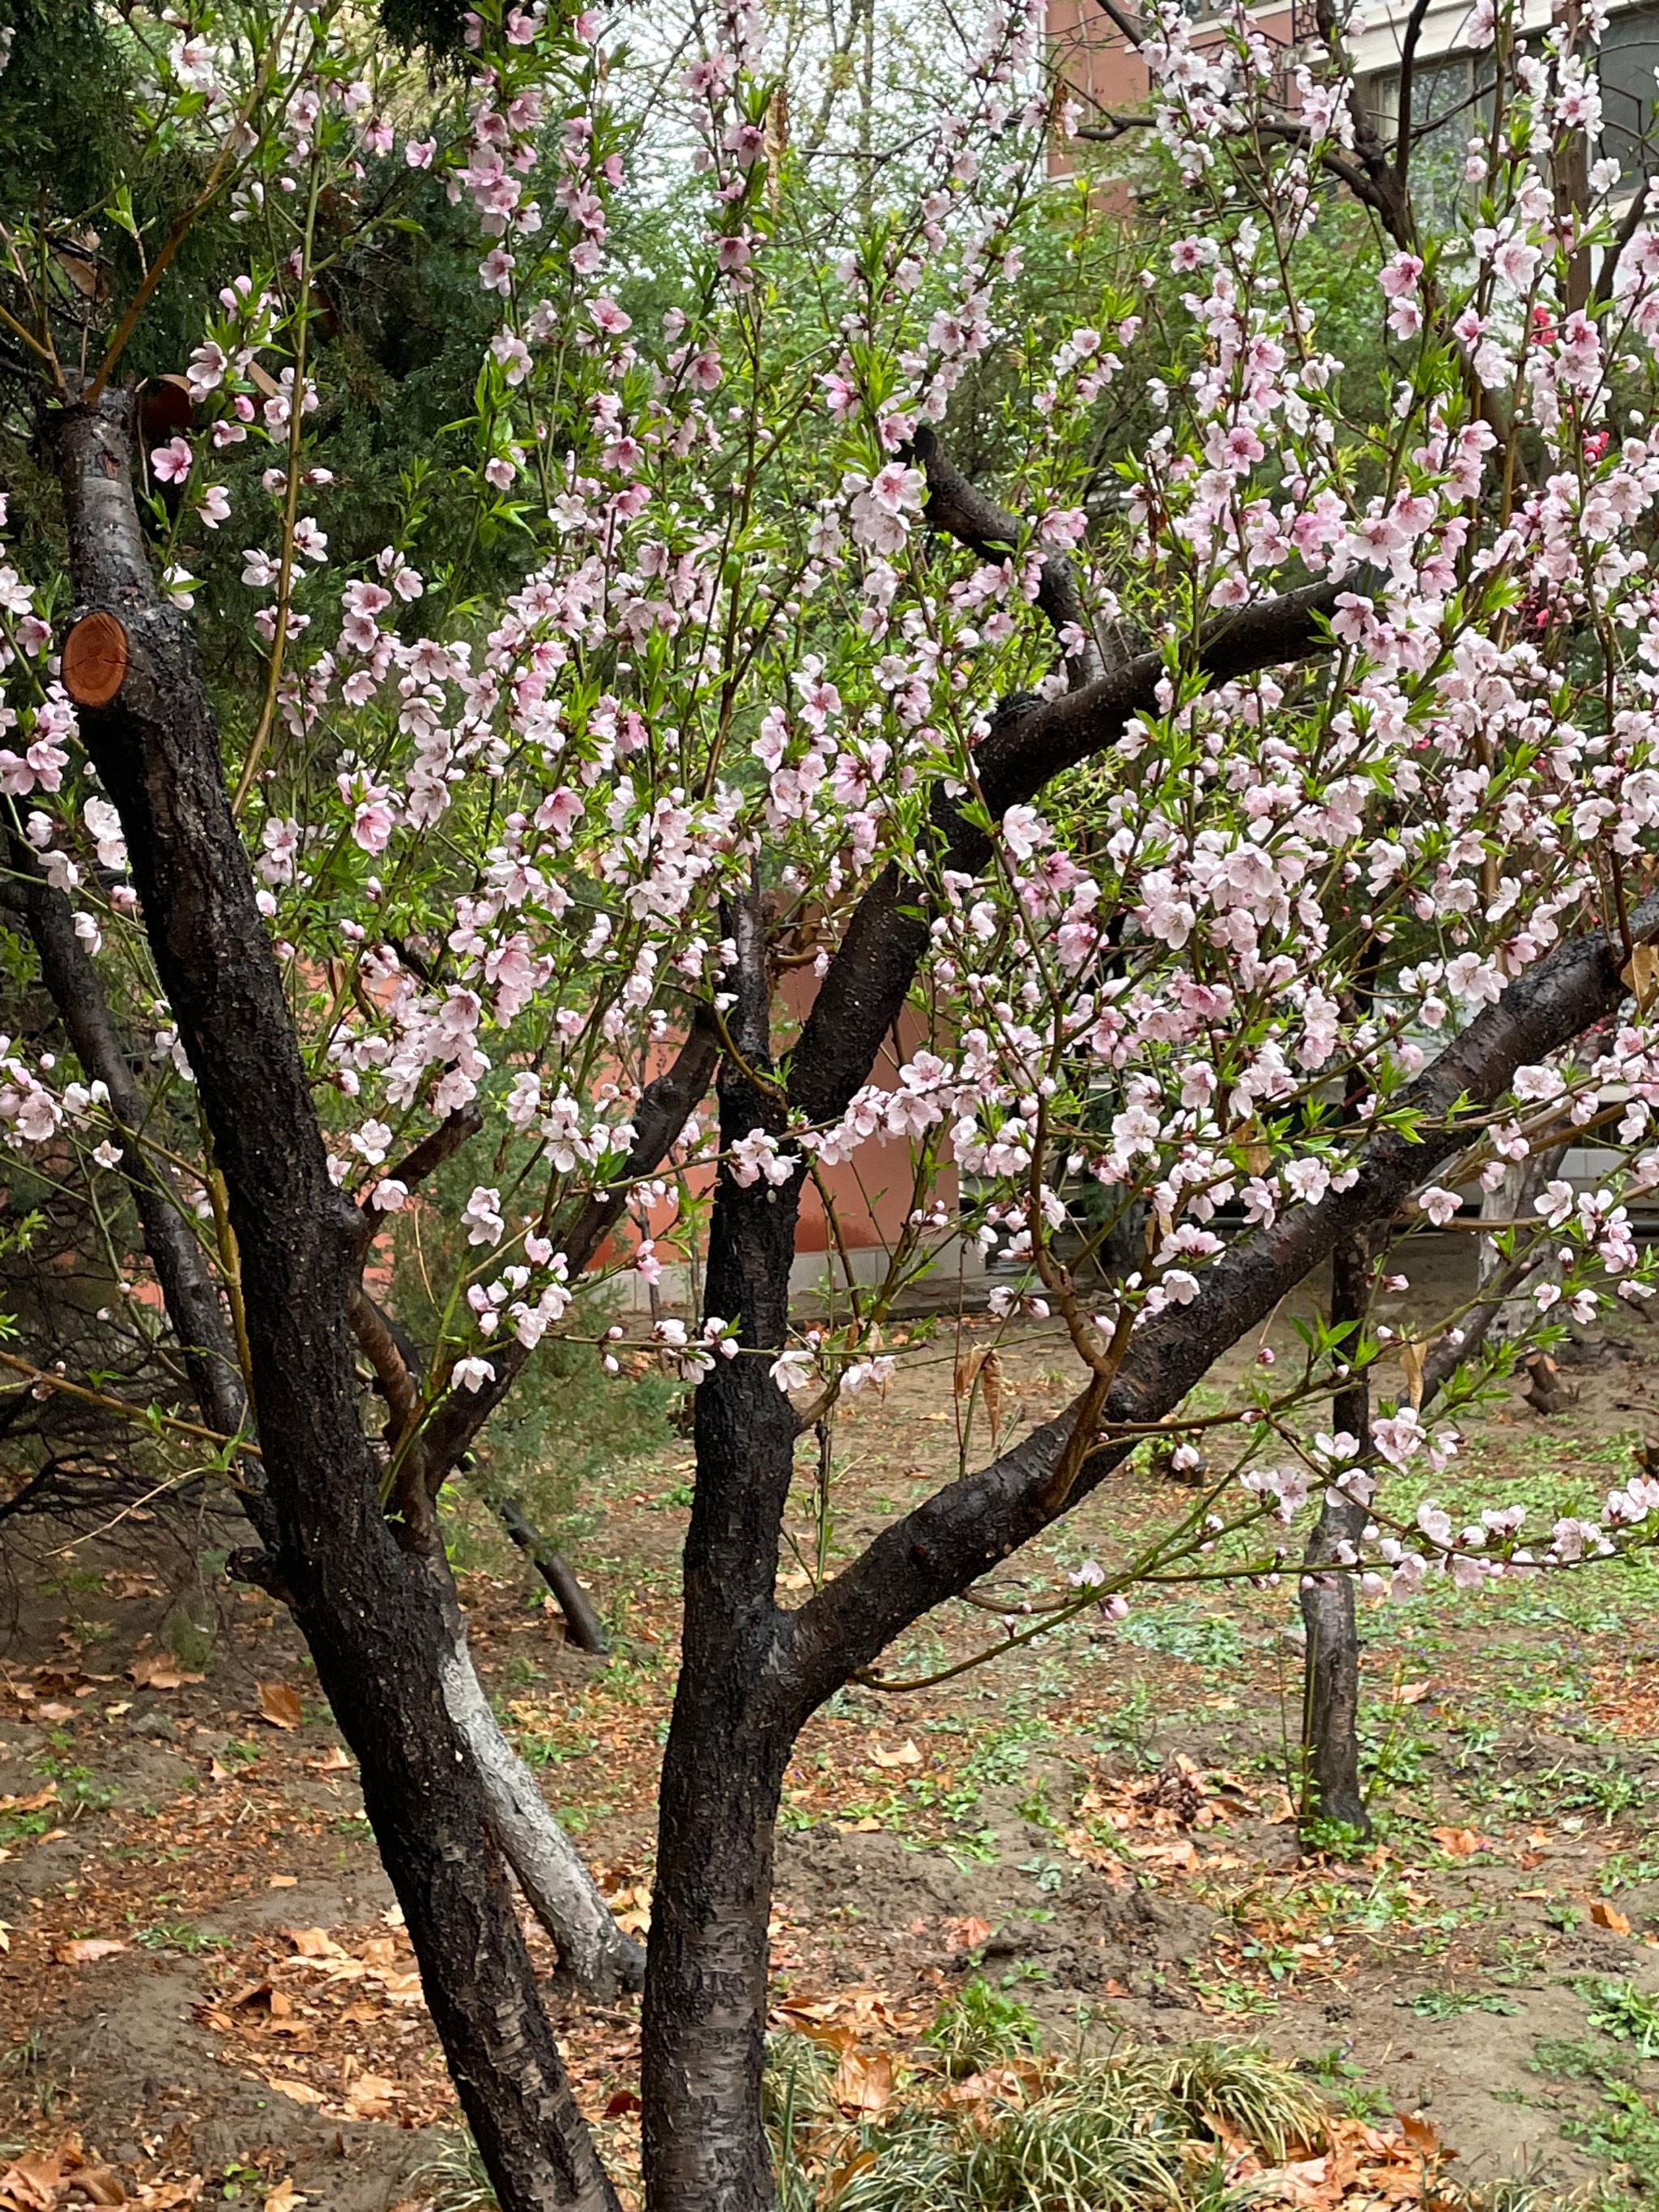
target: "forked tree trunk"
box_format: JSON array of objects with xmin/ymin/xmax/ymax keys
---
[
  {"xmin": 1299, "ymin": 1232, "xmax": 1372, "ymax": 1838},
  {"xmin": 52, "ymin": 386, "xmax": 615, "ymax": 2212}
]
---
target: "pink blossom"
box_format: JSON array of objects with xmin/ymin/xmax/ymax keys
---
[{"xmin": 151, "ymin": 438, "xmax": 193, "ymax": 485}]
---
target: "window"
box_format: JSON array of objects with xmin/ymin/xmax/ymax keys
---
[
  {"xmin": 1599, "ymin": 4, "xmax": 1659, "ymax": 181},
  {"xmin": 1362, "ymin": 53, "xmax": 1495, "ymax": 226}
]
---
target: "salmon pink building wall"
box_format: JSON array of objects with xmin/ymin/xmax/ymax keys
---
[
  {"xmin": 1045, "ymin": 0, "xmax": 1299, "ymax": 178},
  {"xmin": 616, "ymin": 967, "xmax": 974, "ymax": 1311}
]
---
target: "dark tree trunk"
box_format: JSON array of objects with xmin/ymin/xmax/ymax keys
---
[
  {"xmin": 4, "ymin": 831, "xmax": 251, "ymax": 1445},
  {"xmin": 1299, "ymin": 1232, "xmax": 1372, "ymax": 1839},
  {"xmin": 499, "ymin": 1497, "xmax": 611, "ymax": 1655},
  {"xmin": 51, "ymin": 386, "xmax": 615, "ymax": 2212},
  {"xmin": 642, "ymin": 897, "xmax": 800, "ymax": 2212}
]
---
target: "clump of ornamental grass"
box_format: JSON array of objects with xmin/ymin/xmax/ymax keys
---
[
  {"xmin": 769, "ymin": 2015, "xmax": 1329, "ymax": 2212},
  {"xmin": 410, "ymin": 2129, "xmax": 497, "ymax": 2212}
]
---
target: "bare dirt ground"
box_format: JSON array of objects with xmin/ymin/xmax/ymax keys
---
[{"xmin": 3, "ymin": 1243, "xmax": 1659, "ymax": 2208}]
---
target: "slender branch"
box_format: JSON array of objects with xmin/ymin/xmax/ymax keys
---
[
  {"xmin": 497, "ymin": 1497, "xmax": 611, "ymax": 1655},
  {"xmin": 416, "ymin": 1010, "xmax": 722, "ymax": 1481},
  {"xmin": 1392, "ymin": 0, "xmax": 1435, "ymax": 191},
  {"xmin": 0, "ymin": 1347, "xmax": 259, "ymax": 1460},
  {"xmin": 773, "ymin": 892, "xmax": 1659, "ymax": 1718},
  {"xmin": 356, "ymin": 1105, "xmax": 482, "ymax": 1245},
  {"xmin": 1595, "ymin": 181, "xmax": 1655, "ymax": 309},
  {"xmin": 349, "ymin": 1283, "xmax": 423, "ymax": 1443},
  {"xmin": 1090, "ymin": 0, "xmax": 1148, "ymax": 49}
]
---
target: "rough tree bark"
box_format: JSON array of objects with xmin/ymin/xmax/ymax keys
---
[
  {"xmin": 642, "ymin": 890, "xmax": 800, "ymax": 2206},
  {"xmin": 50, "ymin": 384, "xmax": 616, "ymax": 2212},
  {"xmin": 1299, "ymin": 1232, "xmax": 1373, "ymax": 1838}
]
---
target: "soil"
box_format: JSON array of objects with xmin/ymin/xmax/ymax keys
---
[{"xmin": 3, "ymin": 1237, "xmax": 1659, "ymax": 2206}]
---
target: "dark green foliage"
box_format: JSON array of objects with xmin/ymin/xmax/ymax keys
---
[
  {"xmin": 0, "ymin": 0, "xmax": 133, "ymax": 224},
  {"xmin": 377, "ymin": 0, "xmax": 477, "ymax": 61}
]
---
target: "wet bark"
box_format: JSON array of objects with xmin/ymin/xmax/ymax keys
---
[
  {"xmin": 1299, "ymin": 1232, "xmax": 1372, "ymax": 1839},
  {"xmin": 51, "ymin": 385, "xmax": 615, "ymax": 2212},
  {"xmin": 633, "ymin": 524, "xmax": 1659, "ymax": 2202},
  {"xmin": 642, "ymin": 897, "xmax": 799, "ymax": 2212}
]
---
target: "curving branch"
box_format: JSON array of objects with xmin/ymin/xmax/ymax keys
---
[
  {"xmin": 359, "ymin": 1105, "xmax": 482, "ymax": 1236},
  {"xmin": 911, "ymin": 424, "xmax": 1104, "ymax": 685},
  {"xmin": 416, "ymin": 1008, "xmax": 722, "ymax": 1484}
]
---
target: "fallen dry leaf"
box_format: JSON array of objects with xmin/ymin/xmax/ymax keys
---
[
  {"xmin": 868, "ymin": 1739, "xmax": 921, "ymax": 1768},
  {"xmin": 53, "ymin": 1938, "xmax": 127, "ymax": 1964},
  {"xmin": 1592, "ymin": 1899, "xmax": 1632, "ymax": 1933},
  {"xmin": 264, "ymin": 2077, "xmax": 324, "ymax": 2106},
  {"xmin": 0, "ymin": 2150, "xmax": 62, "ymax": 2211},
  {"xmin": 828, "ymin": 2151, "xmax": 877, "ymax": 2194},
  {"xmin": 128, "ymin": 1655, "xmax": 203, "ymax": 1691},
  {"xmin": 0, "ymin": 1786, "xmax": 56, "ymax": 1816},
  {"xmin": 943, "ymin": 2065, "xmax": 1029, "ymax": 2110},
  {"xmin": 831, "ymin": 2046, "xmax": 893, "ymax": 2118},
  {"xmin": 1625, "ymin": 941, "xmax": 1659, "ymax": 1011},
  {"xmin": 943, "ymin": 1915, "xmax": 995, "ymax": 1952},
  {"xmin": 256, "ymin": 1681, "xmax": 304, "ymax": 1730},
  {"xmin": 77, "ymin": 2171, "xmax": 126, "ymax": 2206},
  {"xmin": 286, "ymin": 1928, "xmax": 343, "ymax": 1958},
  {"xmin": 263, "ymin": 2183, "xmax": 302, "ymax": 2212},
  {"xmin": 1397, "ymin": 2109, "xmax": 1442, "ymax": 2157},
  {"xmin": 1398, "ymin": 1339, "xmax": 1426, "ymax": 1410},
  {"xmin": 344, "ymin": 2073, "xmax": 399, "ymax": 2120},
  {"xmin": 309, "ymin": 1745, "xmax": 352, "ymax": 1773},
  {"xmin": 1429, "ymin": 1826, "xmax": 1484, "ymax": 1856},
  {"xmin": 268, "ymin": 1875, "xmax": 297, "ymax": 1890}
]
